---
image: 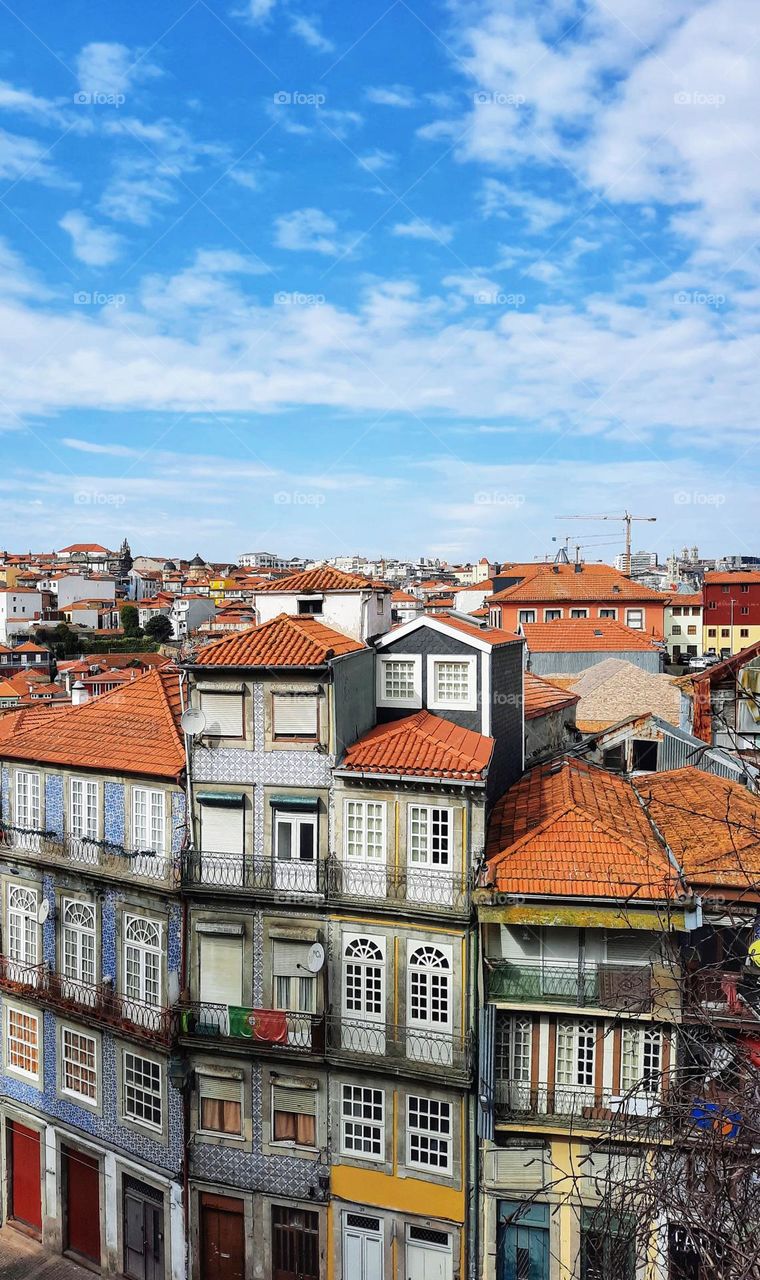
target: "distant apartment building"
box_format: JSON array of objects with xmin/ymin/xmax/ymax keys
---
[
  {"xmin": 664, "ymin": 593, "xmax": 703, "ymax": 661},
  {"xmin": 486, "ymin": 562, "xmax": 668, "ymax": 640},
  {"xmin": 614, "ymin": 550, "xmax": 658, "ymax": 575},
  {"xmin": 0, "ymin": 587, "xmax": 43, "ymax": 643},
  {"xmin": 702, "ymin": 570, "xmax": 760, "ymax": 656}
]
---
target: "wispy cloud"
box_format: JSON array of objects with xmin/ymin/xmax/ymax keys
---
[
  {"xmin": 274, "ymin": 207, "xmax": 346, "ymax": 255},
  {"xmin": 366, "ymin": 84, "xmax": 416, "ymax": 108},
  {"xmin": 59, "ymin": 210, "xmax": 123, "ymax": 266},
  {"xmin": 392, "ymin": 218, "xmax": 454, "ymax": 244},
  {"xmin": 290, "ymin": 15, "xmax": 334, "ymax": 53}
]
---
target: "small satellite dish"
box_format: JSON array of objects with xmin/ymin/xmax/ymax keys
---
[
  {"xmin": 38, "ymin": 899, "xmax": 50, "ymax": 924},
  {"xmin": 180, "ymin": 707, "xmax": 206, "ymax": 737},
  {"xmin": 306, "ymin": 942, "xmax": 325, "ymax": 974}
]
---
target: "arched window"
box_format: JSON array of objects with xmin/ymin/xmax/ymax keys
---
[
  {"xmin": 62, "ymin": 898, "xmax": 96, "ymax": 987},
  {"xmin": 124, "ymin": 915, "xmax": 162, "ymax": 1007},
  {"xmin": 343, "ymin": 936, "xmax": 385, "ymax": 1021},
  {"xmin": 408, "ymin": 944, "xmax": 451, "ymax": 1030}
]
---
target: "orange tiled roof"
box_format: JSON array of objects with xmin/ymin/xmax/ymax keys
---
[
  {"xmin": 58, "ymin": 543, "xmax": 111, "ymax": 554},
  {"xmin": 340, "ymin": 710, "xmax": 493, "ymax": 780},
  {"xmin": 523, "ymin": 618, "xmax": 660, "ymax": 652},
  {"xmin": 391, "ymin": 589, "xmax": 418, "ymax": 603},
  {"xmin": 668, "ymin": 593, "xmax": 702, "ymax": 607},
  {"xmin": 433, "ymin": 613, "xmax": 521, "ymax": 647},
  {"xmin": 0, "ymin": 667, "xmax": 185, "ymax": 779},
  {"xmin": 491, "ymin": 569, "xmax": 666, "ymax": 604},
  {"xmin": 194, "ymin": 612, "xmax": 364, "ymax": 667},
  {"xmin": 486, "ymin": 758, "xmax": 680, "ymax": 900},
  {"xmin": 636, "ymin": 768, "xmax": 760, "ymax": 891},
  {"xmin": 256, "ymin": 567, "xmax": 389, "ymax": 593},
  {"xmin": 704, "ymin": 572, "xmax": 760, "ymax": 584},
  {"xmin": 523, "ymin": 672, "xmax": 580, "ymax": 720}
]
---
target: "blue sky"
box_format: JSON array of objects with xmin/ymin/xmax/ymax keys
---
[{"xmin": 0, "ymin": 0, "xmax": 759, "ymax": 563}]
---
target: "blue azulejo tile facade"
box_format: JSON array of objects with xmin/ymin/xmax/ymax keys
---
[
  {"xmin": 104, "ymin": 780, "xmax": 126, "ymax": 844},
  {"xmin": 0, "ymin": 1002, "xmax": 184, "ymax": 1174}
]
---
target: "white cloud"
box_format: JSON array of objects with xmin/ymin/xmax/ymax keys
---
[
  {"xmin": 239, "ymin": 0, "xmax": 277, "ymax": 22},
  {"xmin": 76, "ymin": 42, "xmax": 160, "ymax": 100},
  {"xmin": 366, "ymin": 84, "xmax": 416, "ymax": 108},
  {"xmin": 98, "ymin": 157, "xmax": 177, "ymax": 225},
  {"xmin": 0, "ymin": 127, "xmax": 71, "ymax": 187},
  {"xmin": 59, "ymin": 210, "xmax": 123, "ymax": 266},
  {"xmin": 274, "ymin": 207, "xmax": 345, "ymax": 255},
  {"xmin": 290, "ymin": 15, "xmax": 334, "ymax": 52},
  {"xmin": 358, "ymin": 149, "xmax": 395, "ymax": 172},
  {"xmin": 481, "ymin": 178, "xmax": 565, "ymax": 232},
  {"xmin": 392, "ymin": 219, "xmax": 454, "ymax": 245},
  {"xmin": 62, "ymin": 437, "xmax": 137, "ymax": 457}
]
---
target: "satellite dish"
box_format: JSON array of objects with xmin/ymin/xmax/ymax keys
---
[
  {"xmin": 38, "ymin": 899, "xmax": 50, "ymax": 924},
  {"xmin": 306, "ymin": 943, "xmax": 325, "ymax": 974},
  {"xmin": 180, "ymin": 707, "xmax": 206, "ymax": 737}
]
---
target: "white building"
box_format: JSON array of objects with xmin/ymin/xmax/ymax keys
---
[
  {"xmin": 40, "ymin": 572, "xmax": 116, "ymax": 609},
  {"xmin": 0, "ymin": 587, "xmax": 43, "ymax": 642},
  {"xmin": 253, "ymin": 567, "xmax": 392, "ymax": 641},
  {"xmin": 169, "ymin": 595, "xmax": 217, "ymax": 639}
]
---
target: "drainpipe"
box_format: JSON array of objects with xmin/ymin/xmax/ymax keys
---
[
  {"xmin": 177, "ymin": 666, "xmax": 192, "ymax": 1280},
  {"xmin": 468, "ymin": 916, "xmax": 480, "ymax": 1280}
]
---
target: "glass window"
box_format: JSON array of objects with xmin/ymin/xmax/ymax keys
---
[
  {"xmin": 518, "ymin": 610, "xmax": 536, "ymax": 624},
  {"xmin": 272, "ymin": 1081, "xmax": 317, "ymax": 1147},
  {"xmin": 62, "ymin": 899, "xmax": 96, "ymax": 987},
  {"xmin": 124, "ymin": 915, "xmax": 162, "ymax": 1007},
  {"xmin": 6, "ymin": 1005, "xmax": 39, "ymax": 1078},
  {"xmin": 15, "ymin": 770, "xmax": 40, "ymax": 829},
  {"xmin": 409, "ymin": 806, "xmax": 451, "ymax": 868},
  {"xmin": 341, "ymin": 1084, "xmax": 384, "ymax": 1158},
  {"xmin": 381, "ymin": 658, "xmax": 417, "ymax": 702},
  {"xmin": 70, "ymin": 778, "xmax": 98, "ymax": 840},
  {"xmin": 62, "ymin": 1027, "xmax": 97, "ymax": 1101},
  {"xmin": 7, "ymin": 884, "xmax": 38, "ymax": 967},
  {"xmin": 123, "ymin": 1052, "xmax": 162, "ymax": 1129},
  {"xmin": 625, "ymin": 610, "xmax": 644, "ymax": 629},
  {"xmin": 556, "ymin": 1021, "xmax": 595, "ymax": 1086},
  {"xmin": 621, "ymin": 1026, "xmax": 662, "ymax": 1094},
  {"xmin": 345, "ymin": 800, "xmax": 385, "ymax": 862},
  {"xmin": 407, "ymin": 1096, "xmax": 451, "ymax": 1171},
  {"xmin": 198, "ymin": 1074, "xmax": 243, "ymax": 1136},
  {"xmin": 432, "ymin": 659, "xmax": 473, "ymax": 704},
  {"xmin": 132, "ymin": 788, "xmax": 165, "ymax": 855}
]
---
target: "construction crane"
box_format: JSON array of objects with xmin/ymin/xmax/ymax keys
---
[{"xmin": 556, "ymin": 512, "xmax": 657, "ymax": 575}]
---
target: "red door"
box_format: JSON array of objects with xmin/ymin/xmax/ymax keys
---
[
  {"xmin": 200, "ymin": 1193, "xmax": 245, "ymax": 1280},
  {"xmin": 63, "ymin": 1146, "xmax": 100, "ymax": 1263},
  {"xmin": 8, "ymin": 1121, "xmax": 42, "ymax": 1235}
]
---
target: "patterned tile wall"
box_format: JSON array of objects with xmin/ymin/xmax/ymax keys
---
[
  {"xmin": 45, "ymin": 775, "xmax": 64, "ymax": 837},
  {"xmin": 104, "ymin": 781, "xmax": 125, "ymax": 844}
]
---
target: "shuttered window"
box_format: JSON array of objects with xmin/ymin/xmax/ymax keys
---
[
  {"xmin": 198, "ymin": 1072, "xmax": 243, "ymax": 1136},
  {"xmin": 201, "ymin": 805, "xmax": 244, "ymax": 855},
  {"xmin": 272, "ymin": 694, "xmax": 319, "ymax": 738},
  {"xmin": 272, "ymin": 940, "xmax": 315, "ymax": 1013},
  {"xmin": 200, "ymin": 692, "xmax": 244, "ymax": 738},
  {"xmin": 199, "ymin": 932, "xmax": 243, "ymax": 1006},
  {"xmin": 272, "ymin": 1080, "xmax": 317, "ymax": 1146}
]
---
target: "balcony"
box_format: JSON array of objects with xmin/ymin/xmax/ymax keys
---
[
  {"xmin": 175, "ymin": 1002, "xmax": 324, "ymax": 1053},
  {"xmin": 326, "ymin": 857, "xmax": 470, "ymax": 915},
  {"xmin": 0, "ymin": 824, "xmax": 178, "ymax": 888},
  {"xmin": 487, "ymin": 960, "xmax": 653, "ymax": 1013},
  {"xmin": 684, "ymin": 968, "xmax": 760, "ymax": 1022},
  {"xmin": 494, "ymin": 1079, "xmax": 663, "ymax": 1126},
  {"xmin": 0, "ymin": 956, "xmax": 174, "ymax": 1045},
  {"xmin": 182, "ymin": 850, "xmax": 323, "ymax": 897},
  {"xmin": 325, "ymin": 1014, "xmax": 472, "ymax": 1081}
]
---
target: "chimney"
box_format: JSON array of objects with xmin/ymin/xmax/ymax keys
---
[
  {"xmin": 574, "ymin": 562, "xmax": 583, "ymax": 573},
  {"xmin": 71, "ymin": 680, "xmax": 89, "ymax": 706}
]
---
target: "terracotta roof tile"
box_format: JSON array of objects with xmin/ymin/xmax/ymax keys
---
[
  {"xmin": 340, "ymin": 710, "xmax": 493, "ymax": 780},
  {"xmin": 523, "ymin": 672, "xmax": 580, "ymax": 720},
  {"xmin": 433, "ymin": 613, "xmax": 521, "ymax": 647},
  {"xmin": 486, "ymin": 757, "xmax": 680, "ymax": 900},
  {"xmin": 491, "ymin": 569, "xmax": 666, "ymax": 603},
  {"xmin": 194, "ymin": 612, "xmax": 364, "ymax": 667},
  {"xmin": 523, "ymin": 618, "xmax": 660, "ymax": 652},
  {"xmin": 0, "ymin": 667, "xmax": 185, "ymax": 779},
  {"xmin": 255, "ymin": 567, "xmax": 390, "ymax": 593}
]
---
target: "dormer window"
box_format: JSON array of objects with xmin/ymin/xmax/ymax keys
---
[
  {"xmin": 297, "ymin": 598, "xmax": 323, "ymax": 616},
  {"xmin": 377, "ymin": 655, "xmax": 422, "ymax": 708},
  {"xmin": 428, "ymin": 655, "xmax": 477, "ymax": 711}
]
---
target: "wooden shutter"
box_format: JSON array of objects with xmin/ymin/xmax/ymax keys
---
[
  {"xmin": 201, "ymin": 693, "xmax": 243, "ymax": 737},
  {"xmin": 199, "ymin": 933, "xmax": 243, "ymax": 1005},
  {"xmin": 272, "ymin": 939, "xmax": 311, "ymax": 978},
  {"xmin": 272, "ymin": 695, "xmax": 318, "ymax": 737},
  {"xmin": 201, "ymin": 805, "xmax": 244, "ymax": 855},
  {"xmin": 272, "ymin": 1084, "xmax": 316, "ymax": 1115}
]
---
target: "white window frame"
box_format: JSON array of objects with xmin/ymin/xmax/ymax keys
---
[
  {"xmin": 62, "ymin": 898, "xmax": 96, "ymax": 989},
  {"xmin": 408, "ymin": 805, "xmax": 453, "ymax": 870},
  {"xmin": 569, "ymin": 608, "xmax": 589, "ymax": 619},
  {"xmin": 517, "ymin": 609, "xmax": 536, "ymax": 625},
  {"xmin": 343, "ymin": 934, "xmax": 386, "ymax": 1024},
  {"xmin": 340, "ymin": 1083, "xmax": 385, "ymax": 1160},
  {"xmin": 123, "ymin": 915, "xmax": 163, "ymax": 1008},
  {"xmin": 272, "ymin": 692, "xmax": 320, "ymax": 739},
  {"xmin": 406, "ymin": 1095, "xmax": 452, "ymax": 1173},
  {"xmin": 376, "ymin": 654, "xmax": 422, "ymax": 709},
  {"xmin": 5, "ymin": 1002, "xmax": 41, "ymax": 1082},
  {"xmin": 344, "ymin": 800, "xmax": 386, "ymax": 863},
  {"xmin": 14, "ymin": 769, "xmax": 41, "ymax": 830},
  {"xmin": 543, "ymin": 608, "xmax": 563, "ymax": 622},
  {"xmin": 625, "ymin": 609, "xmax": 644, "ymax": 630},
  {"xmin": 427, "ymin": 654, "xmax": 477, "ymax": 711},
  {"xmin": 621, "ymin": 1025, "xmax": 662, "ymax": 1095},
  {"xmin": 131, "ymin": 787, "xmax": 166, "ymax": 856},
  {"xmin": 556, "ymin": 1020, "xmax": 596, "ymax": 1089},
  {"xmin": 122, "ymin": 1049, "xmax": 163, "ymax": 1131},
  {"xmin": 598, "ymin": 608, "xmax": 618, "ymax": 620},
  {"xmin": 69, "ymin": 777, "xmax": 98, "ymax": 841},
  {"xmin": 61, "ymin": 1024, "xmax": 98, "ymax": 1104},
  {"xmin": 7, "ymin": 883, "xmax": 38, "ymax": 969}
]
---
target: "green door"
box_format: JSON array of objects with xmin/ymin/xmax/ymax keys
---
[{"xmin": 497, "ymin": 1202, "xmax": 549, "ymax": 1280}]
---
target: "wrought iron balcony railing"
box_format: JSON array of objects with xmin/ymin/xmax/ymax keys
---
[
  {"xmin": 487, "ymin": 960, "xmax": 653, "ymax": 1013},
  {"xmin": 494, "ymin": 1079, "xmax": 663, "ymax": 1123},
  {"xmin": 182, "ymin": 850, "xmax": 323, "ymax": 896},
  {"xmin": 684, "ymin": 967, "xmax": 760, "ymax": 1019},
  {"xmin": 326, "ymin": 857, "xmax": 470, "ymax": 913},
  {"xmin": 0, "ymin": 956, "xmax": 174, "ymax": 1044},
  {"xmin": 0, "ymin": 824, "xmax": 177, "ymax": 886},
  {"xmin": 175, "ymin": 1002, "xmax": 323, "ymax": 1051},
  {"xmin": 325, "ymin": 1014, "xmax": 472, "ymax": 1078}
]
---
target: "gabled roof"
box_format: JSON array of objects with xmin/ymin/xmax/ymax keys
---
[
  {"xmin": 377, "ymin": 611, "xmax": 521, "ymax": 652},
  {"xmin": 391, "ymin": 589, "xmax": 419, "ymax": 603},
  {"xmin": 255, "ymin": 567, "xmax": 389, "ymax": 593},
  {"xmin": 523, "ymin": 672, "xmax": 580, "ymax": 720},
  {"xmin": 58, "ymin": 543, "xmax": 111, "ymax": 554},
  {"xmin": 523, "ymin": 618, "xmax": 660, "ymax": 652},
  {"xmin": 490, "ymin": 569, "xmax": 666, "ymax": 604},
  {"xmin": 636, "ymin": 768, "xmax": 760, "ymax": 891},
  {"xmin": 486, "ymin": 757, "xmax": 680, "ymax": 900},
  {"xmin": 0, "ymin": 667, "xmax": 185, "ymax": 779},
  {"xmin": 339, "ymin": 710, "xmax": 493, "ymax": 781},
  {"xmin": 193, "ymin": 612, "xmax": 364, "ymax": 667},
  {"xmin": 704, "ymin": 571, "xmax": 760, "ymax": 585},
  {"xmin": 561, "ymin": 658, "xmax": 681, "ymax": 731}
]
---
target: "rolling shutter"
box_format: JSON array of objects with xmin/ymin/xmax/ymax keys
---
[
  {"xmin": 272, "ymin": 1084, "xmax": 317, "ymax": 1115},
  {"xmin": 198, "ymin": 1074, "xmax": 243, "ymax": 1104},
  {"xmin": 272, "ymin": 940, "xmax": 311, "ymax": 978},
  {"xmin": 201, "ymin": 805, "xmax": 244, "ymax": 855},
  {"xmin": 272, "ymin": 694, "xmax": 318, "ymax": 737},
  {"xmin": 199, "ymin": 933, "xmax": 243, "ymax": 1005},
  {"xmin": 200, "ymin": 693, "xmax": 243, "ymax": 737}
]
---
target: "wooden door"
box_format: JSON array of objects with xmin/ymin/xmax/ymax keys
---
[
  {"xmin": 64, "ymin": 1146, "xmax": 100, "ymax": 1263},
  {"xmin": 124, "ymin": 1183, "xmax": 165, "ymax": 1280},
  {"xmin": 8, "ymin": 1121, "xmax": 42, "ymax": 1235},
  {"xmin": 272, "ymin": 1206, "xmax": 320, "ymax": 1280},
  {"xmin": 200, "ymin": 1192, "xmax": 245, "ymax": 1280}
]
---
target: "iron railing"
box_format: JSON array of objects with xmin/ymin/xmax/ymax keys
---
[
  {"xmin": 326, "ymin": 857, "xmax": 470, "ymax": 913},
  {"xmin": 182, "ymin": 850, "xmax": 323, "ymax": 895},
  {"xmin": 487, "ymin": 961, "xmax": 653, "ymax": 1012},
  {"xmin": 325, "ymin": 1014, "xmax": 472, "ymax": 1077},
  {"xmin": 494, "ymin": 1079, "xmax": 662, "ymax": 1122},
  {"xmin": 685, "ymin": 968, "xmax": 760, "ymax": 1018},
  {"xmin": 0, "ymin": 824, "xmax": 177, "ymax": 886},
  {"xmin": 0, "ymin": 956, "xmax": 174, "ymax": 1044},
  {"xmin": 175, "ymin": 1002, "xmax": 323, "ymax": 1051}
]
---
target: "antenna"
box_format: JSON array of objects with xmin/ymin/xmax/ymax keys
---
[
  {"xmin": 304, "ymin": 942, "xmax": 325, "ymax": 974},
  {"xmin": 180, "ymin": 706, "xmax": 206, "ymax": 737}
]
